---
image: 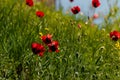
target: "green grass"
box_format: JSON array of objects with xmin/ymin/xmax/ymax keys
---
[{"xmin": 0, "ymin": 0, "xmax": 120, "ymax": 80}]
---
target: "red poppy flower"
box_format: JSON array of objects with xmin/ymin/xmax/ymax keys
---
[
  {"xmin": 31, "ymin": 42, "xmax": 45, "ymax": 57},
  {"xmin": 71, "ymin": 6, "xmax": 80, "ymax": 14},
  {"xmin": 26, "ymin": 0, "xmax": 34, "ymax": 7},
  {"xmin": 41, "ymin": 34, "xmax": 52, "ymax": 45},
  {"xmin": 110, "ymin": 31, "xmax": 120, "ymax": 41},
  {"xmin": 48, "ymin": 41, "xmax": 59, "ymax": 53},
  {"xmin": 36, "ymin": 11, "xmax": 44, "ymax": 18},
  {"xmin": 92, "ymin": 0, "xmax": 100, "ymax": 8},
  {"xmin": 69, "ymin": 0, "xmax": 74, "ymax": 2}
]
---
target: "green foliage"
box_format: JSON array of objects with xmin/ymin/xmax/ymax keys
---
[{"xmin": 0, "ymin": 1, "xmax": 120, "ymax": 80}]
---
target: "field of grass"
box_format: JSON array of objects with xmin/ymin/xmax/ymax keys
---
[{"xmin": 0, "ymin": 0, "xmax": 120, "ymax": 80}]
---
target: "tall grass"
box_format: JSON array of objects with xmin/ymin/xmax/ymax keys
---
[{"xmin": 0, "ymin": 0, "xmax": 120, "ymax": 80}]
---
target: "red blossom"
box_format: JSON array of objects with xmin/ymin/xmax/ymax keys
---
[
  {"xmin": 71, "ymin": 6, "xmax": 80, "ymax": 14},
  {"xmin": 110, "ymin": 31, "xmax": 120, "ymax": 41},
  {"xmin": 26, "ymin": 0, "xmax": 34, "ymax": 7},
  {"xmin": 48, "ymin": 41, "xmax": 59, "ymax": 53},
  {"xmin": 92, "ymin": 0, "xmax": 101, "ymax": 8},
  {"xmin": 36, "ymin": 11, "xmax": 44, "ymax": 18},
  {"xmin": 41, "ymin": 34, "xmax": 52, "ymax": 45},
  {"xmin": 31, "ymin": 42, "xmax": 45, "ymax": 57}
]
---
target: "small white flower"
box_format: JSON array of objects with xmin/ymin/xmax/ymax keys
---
[
  {"xmin": 85, "ymin": 21, "xmax": 88, "ymax": 24},
  {"xmin": 80, "ymin": 12, "xmax": 84, "ymax": 16}
]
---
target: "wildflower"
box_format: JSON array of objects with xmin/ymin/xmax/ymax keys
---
[
  {"xmin": 31, "ymin": 42, "xmax": 45, "ymax": 57},
  {"xmin": 85, "ymin": 21, "xmax": 88, "ymax": 25},
  {"xmin": 26, "ymin": 0, "xmax": 34, "ymax": 7},
  {"xmin": 48, "ymin": 41, "xmax": 59, "ymax": 52},
  {"xmin": 110, "ymin": 30, "xmax": 120, "ymax": 41},
  {"xmin": 45, "ymin": 28, "xmax": 49, "ymax": 31},
  {"xmin": 115, "ymin": 41, "xmax": 120, "ymax": 49},
  {"xmin": 93, "ymin": 13, "xmax": 99, "ymax": 19},
  {"xmin": 39, "ymin": 32, "xmax": 43, "ymax": 37},
  {"xmin": 80, "ymin": 12, "xmax": 84, "ymax": 16},
  {"xmin": 36, "ymin": 11, "xmax": 44, "ymax": 18},
  {"xmin": 71, "ymin": 6, "xmax": 80, "ymax": 14},
  {"xmin": 69, "ymin": 0, "xmax": 74, "ymax": 2},
  {"xmin": 41, "ymin": 34, "xmax": 52, "ymax": 45},
  {"xmin": 92, "ymin": 0, "xmax": 101, "ymax": 8}
]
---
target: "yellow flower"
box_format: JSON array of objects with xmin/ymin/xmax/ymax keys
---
[
  {"xmin": 45, "ymin": 27, "xmax": 49, "ymax": 31},
  {"xmin": 115, "ymin": 41, "xmax": 120, "ymax": 49},
  {"xmin": 39, "ymin": 32, "xmax": 43, "ymax": 37}
]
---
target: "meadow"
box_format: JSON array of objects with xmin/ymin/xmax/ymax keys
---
[{"xmin": 0, "ymin": 0, "xmax": 120, "ymax": 80}]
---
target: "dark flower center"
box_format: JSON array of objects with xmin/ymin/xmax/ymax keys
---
[
  {"xmin": 75, "ymin": 10, "xmax": 79, "ymax": 13},
  {"xmin": 45, "ymin": 38, "xmax": 51, "ymax": 44},
  {"xmin": 94, "ymin": 3, "xmax": 98, "ymax": 7},
  {"xmin": 112, "ymin": 36, "xmax": 118, "ymax": 41},
  {"xmin": 32, "ymin": 48, "xmax": 38, "ymax": 54},
  {"xmin": 50, "ymin": 45, "xmax": 57, "ymax": 51},
  {"xmin": 32, "ymin": 48, "xmax": 42, "ymax": 54}
]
